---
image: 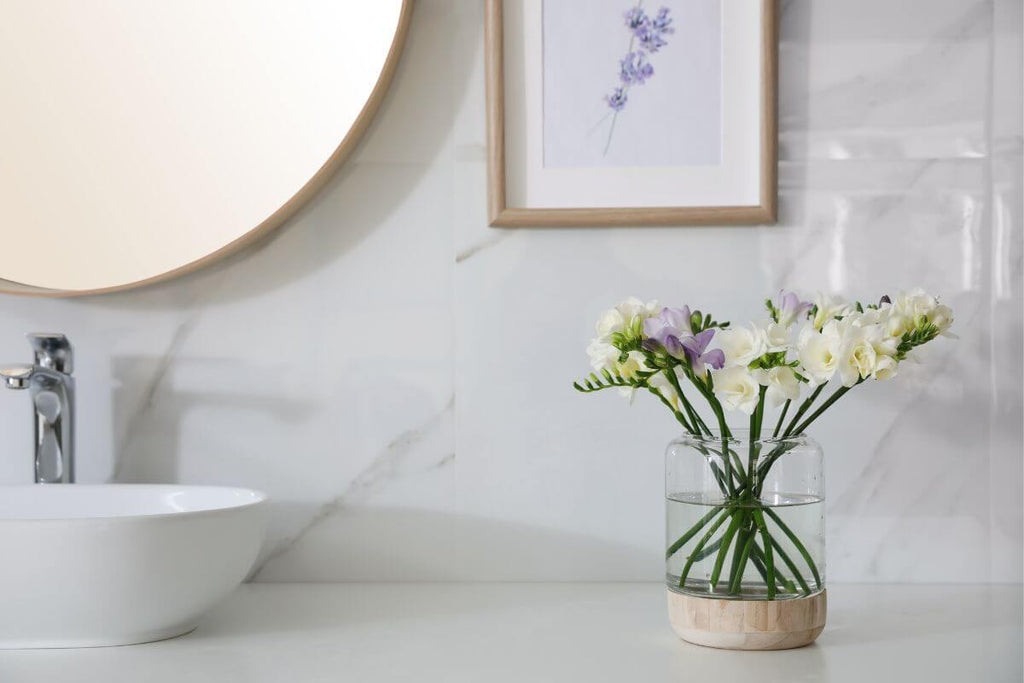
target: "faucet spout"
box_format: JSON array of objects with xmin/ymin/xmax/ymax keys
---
[
  {"xmin": 1, "ymin": 335, "xmax": 75, "ymax": 484},
  {"xmin": 0, "ymin": 366, "xmax": 33, "ymax": 390}
]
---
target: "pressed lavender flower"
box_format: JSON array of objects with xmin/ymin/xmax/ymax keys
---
[
  {"xmin": 619, "ymin": 51, "xmax": 654, "ymax": 85},
  {"xmin": 651, "ymin": 7, "xmax": 674, "ymax": 34},
  {"xmin": 623, "ymin": 7, "xmax": 648, "ymax": 30},
  {"xmin": 605, "ymin": 86, "xmax": 628, "ymax": 111},
  {"xmin": 601, "ymin": 5, "xmax": 672, "ymax": 154},
  {"xmin": 636, "ymin": 7, "xmax": 673, "ymax": 52},
  {"xmin": 635, "ymin": 24, "xmax": 668, "ymax": 53}
]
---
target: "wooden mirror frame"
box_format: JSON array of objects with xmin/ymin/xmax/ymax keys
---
[{"xmin": 1, "ymin": 0, "xmax": 414, "ymax": 297}]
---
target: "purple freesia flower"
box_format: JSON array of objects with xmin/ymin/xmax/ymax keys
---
[
  {"xmin": 605, "ymin": 86, "xmax": 628, "ymax": 111},
  {"xmin": 643, "ymin": 306, "xmax": 694, "ymax": 353},
  {"xmin": 643, "ymin": 307, "xmax": 725, "ymax": 376},
  {"xmin": 619, "ymin": 51, "xmax": 654, "ymax": 85},
  {"xmin": 775, "ymin": 290, "xmax": 812, "ymax": 327},
  {"xmin": 681, "ymin": 329, "xmax": 726, "ymax": 377}
]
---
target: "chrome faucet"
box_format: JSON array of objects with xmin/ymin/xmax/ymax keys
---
[{"xmin": 1, "ymin": 334, "xmax": 75, "ymax": 483}]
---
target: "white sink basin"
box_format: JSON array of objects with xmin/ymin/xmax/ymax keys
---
[{"xmin": 0, "ymin": 484, "xmax": 266, "ymax": 648}]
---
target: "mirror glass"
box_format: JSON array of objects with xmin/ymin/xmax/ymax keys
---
[{"xmin": 0, "ymin": 0, "xmax": 409, "ymax": 294}]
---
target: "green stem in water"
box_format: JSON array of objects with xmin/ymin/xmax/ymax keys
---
[
  {"xmin": 768, "ymin": 534, "xmax": 812, "ymax": 595},
  {"xmin": 763, "ymin": 507, "xmax": 822, "ymax": 588},
  {"xmin": 679, "ymin": 507, "xmax": 734, "ymax": 588},
  {"xmin": 751, "ymin": 542, "xmax": 797, "ymax": 594},
  {"xmin": 728, "ymin": 525, "xmax": 757, "ymax": 594},
  {"xmin": 691, "ymin": 536, "xmax": 724, "ymax": 563},
  {"xmin": 709, "ymin": 510, "xmax": 745, "ymax": 590},
  {"xmin": 665, "ymin": 504, "xmax": 725, "ymax": 560},
  {"xmin": 752, "ymin": 509, "xmax": 776, "ymax": 599},
  {"xmin": 727, "ymin": 514, "xmax": 752, "ymax": 589}
]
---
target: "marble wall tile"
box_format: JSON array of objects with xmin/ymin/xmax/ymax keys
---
[
  {"xmin": 0, "ymin": 0, "xmax": 1017, "ymax": 584},
  {"xmin": 780, "ymin": 0, "xmax": 991, "ymax": 160},
  {"xmin": 988, "ymin": 0, "xmax": 1024, "ymax": 579}
]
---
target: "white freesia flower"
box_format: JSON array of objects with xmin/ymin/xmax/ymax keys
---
[
  {"xmin": 873, "ymin": 355, "xmax": 898, "ymax": 381},
  {"xmin": 618, "ymin": 350, "xmax": 650, "ymax": 381},
  {"xmin": 758, "ymin": 320, "xmax": 791, "ymax": 353},
  {"xmin": 812, "ymin": 293, "xmax": 849, "ymax": 330},
  {"xmin": 586, "ymin": 339, "xmax": 620, "ymax": 371},
  {"xmin": 845, "ymin": 306, "xmax": 884, "ymax": 327},
  {"xmin": 844, "ymin": 307, "xmax": 906, "ymax": 353},
  {"xmin": 881, "ymin": 306, "xmax": 914, "ymax": 339},
  {"xmin": 759, "ymin": 365, "xmax": 801, "ymax": 407},
  {"xmin": 588, "ymin": 349, "xmax": 657, "ymax": 404},
  {"xmin": 929, "ymin": 303, "xmax": 955, "ymax": 336},
  {"xmin": 836, "ymin": 324, "xmax": 879, "ymax": 387},
  {"xmin": 619, "ymin": 297, "xmax": 661, "ymax": 320},
  {"xmin": 891, "ymin": 289, "xmax": 954, "ymax": 334},
  {"xmin": 595, "ymin": 297, "xmax": 660, "ymax": 339},
  {"xmin": 716, "ymin": 324, "xmax": 767, "ymax": 368},
  {"xmin": 797, "ymin": 322, "xmax": 841, "ymax": 386},
  {"xmin": 614, "ymin": 350, "xmax": 655, "ymax": 403},
  {"xmin": 711, "ymin": 366, "xmax": 761, "ymax": 415},
  {"xmin": 892, "ymin": 288, "xmax": 937, "ymax": 320},
  {"xmin": 835, "ymin": 321, "xmax": 899, "ymax": 387},
  {"xmin": 648, "ymin": 367, "xmax": 682, "ymax": 409},
  {"xmin": 595, "ymin": 310, "xmax": 626, "ymax": 339}
]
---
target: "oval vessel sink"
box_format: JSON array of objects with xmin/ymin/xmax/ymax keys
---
[{"xmin": 0, "ymin": 484, "xmax": 266, "ymax": 648}]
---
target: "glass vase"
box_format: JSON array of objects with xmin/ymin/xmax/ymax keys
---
[{"xmin": 664, "ymin": 430, "xmax": 827, "ymax": 650}]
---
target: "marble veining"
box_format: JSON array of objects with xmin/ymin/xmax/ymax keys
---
[
  {"xmin": 252, "ymin": 396, "xmax": 455, "ymax": 579},
  {"xmin": 0, "ymin": 0, "xmax": 1016, "ymax": 584}
]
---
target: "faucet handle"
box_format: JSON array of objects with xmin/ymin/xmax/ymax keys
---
[{"xmin": 27, "ymin": 333, "xmax": 73, "ymax": 374}]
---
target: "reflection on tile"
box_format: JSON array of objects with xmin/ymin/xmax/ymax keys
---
[{"xmin": 780, "ymin": 0, "xmax": 991, "ymax": 160}]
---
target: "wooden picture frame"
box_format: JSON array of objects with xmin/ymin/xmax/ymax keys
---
[{"xmin": 485, "ymin": 0, "xmax": 778, "ymax": 227}]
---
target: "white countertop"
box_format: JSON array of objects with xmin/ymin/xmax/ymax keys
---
[{"xmin": 0, "ymin": 583, "xmax": 1019, "ymax": 682}]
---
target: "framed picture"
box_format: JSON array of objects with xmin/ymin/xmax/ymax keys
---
[{"xmin": 485, "ymin": 0, "xmax": 778, "ymax": 227}]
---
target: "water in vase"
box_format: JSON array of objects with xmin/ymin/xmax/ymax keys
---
[{"xmin": 666, "ymin": 491, "xmax": 825, "ymax": 600}]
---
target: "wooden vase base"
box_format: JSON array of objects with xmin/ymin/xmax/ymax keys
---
[{"xmin": 667, "ymin": 588, "xmax": 826, "ymax": 651}]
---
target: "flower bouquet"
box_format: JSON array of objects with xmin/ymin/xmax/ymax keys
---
[{"xmin": 574, "ymin": 290, "xmax": 953, "ymax": 649}]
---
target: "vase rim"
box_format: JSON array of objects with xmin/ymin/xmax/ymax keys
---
[{"xmin": 674, "ymin": 428, "xmax": 816, "ymax": 446}]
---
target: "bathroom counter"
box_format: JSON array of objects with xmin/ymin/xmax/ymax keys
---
[{"xmin": 0, "ymin": 583, "xmax": 1019, "ymax": 682}]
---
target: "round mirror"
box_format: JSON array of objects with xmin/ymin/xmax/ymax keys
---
[{"xmin": 0, "ymin": 0, "xmax": 412, "ymax": 295}]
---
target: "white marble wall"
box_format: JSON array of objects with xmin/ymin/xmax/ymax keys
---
[{"xmin": 0, "ymin": 0, "xmax": 1018, "ymax": 583}]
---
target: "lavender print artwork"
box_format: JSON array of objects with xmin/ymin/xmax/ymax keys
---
[
  {"xmin": 542, "ymin": 0, "xmax": 722, "ymax": 168},
  {"xmin": 603, "ymin": 5, "xmax": 674, "ymax": 155}
]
